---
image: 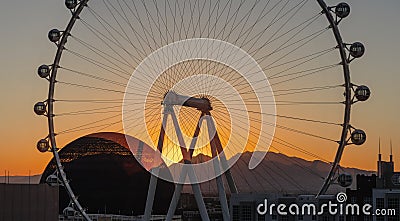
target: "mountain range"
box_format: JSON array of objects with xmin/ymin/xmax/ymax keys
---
[
  {"xmin": 183, "ymin": 152, "xmax": 372, "ymax": 195},
  {"xmin": 1, "ymin": 152, "xmax": 373, "ymax": 194}
]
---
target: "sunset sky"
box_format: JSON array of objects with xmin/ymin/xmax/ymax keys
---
[{"xmin": 0, "ymin": 0, "xmax": 399, "ymax": 176}]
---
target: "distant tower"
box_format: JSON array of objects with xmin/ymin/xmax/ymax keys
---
[
  {"xmin": 377, "ymin": 138, "xmax": 395, "ymax": 188},
  {"xmin": 388, "ymin": 139, "xmax": 394, "ymax": 172},
  {"xmin": 378, "ymin": 137, "xmax": 382, "ymax": 178},
  {"xmin": 390, "ymin": 139, "xmax": 393, "ymax": 163}
]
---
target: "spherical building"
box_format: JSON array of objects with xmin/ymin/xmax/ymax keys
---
[{"xmin": 40, "ymin": 132, "xmax": 174, "ymax": 215}]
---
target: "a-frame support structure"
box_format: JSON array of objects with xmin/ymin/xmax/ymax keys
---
[{"xmin": 142, "ymin": 93, "xmax": 237, "ymax": 221}]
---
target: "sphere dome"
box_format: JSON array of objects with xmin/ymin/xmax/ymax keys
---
[{"xmin": 40, "ymin": 132, "xmax": 174, "ymax": 215}]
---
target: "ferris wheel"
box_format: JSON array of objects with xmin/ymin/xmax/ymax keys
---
[{"xmin": 34, "ymin": 0, "xmax": 370, "ymax": 220}]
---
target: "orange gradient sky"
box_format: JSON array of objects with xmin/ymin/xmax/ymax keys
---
[{"xmin": 0, "ymin": 0, "xmax": 400, "ymax": 176}]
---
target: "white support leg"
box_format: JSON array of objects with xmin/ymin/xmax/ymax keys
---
[
  {"xmin": 143, "ymin": 111, "xmax": 168, "ymax": 220},
  {"xmin": 143, "ymin": 167, "xmax": 159, "ymax": 221},
  {"xmin": 188, "ymin": 166, "xmax": 210, "ymax": 221},
  {"xmin": 206, "ymin": 113, "xmax": 231, "ymax": 221},
  {"xmin": 206, "ymin": 113, "xmax": 238, "ymax": 194},
  {"xmin": 216, "ymin": 174, "xmax": 230, "ymax": 221},
  {"xmin": 165, "ymin": 183, "xmax": 184, "ymax": 221},
  {"xmin": 166, "ymin": 166, "xmax": 187, "ymax": 221}
]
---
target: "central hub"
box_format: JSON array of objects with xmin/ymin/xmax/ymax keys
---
[{"xmin": 162, "ymin": 91, "xmax": 212, "ymax": 112}]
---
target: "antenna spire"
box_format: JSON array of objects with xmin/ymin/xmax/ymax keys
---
[
  {"xmin": 390, "ymin": 139, "xmax": 393, "ymax": 162},
  {"xmin": 378, "ymin": 137, "xmax": 382, "ymax": 161}
]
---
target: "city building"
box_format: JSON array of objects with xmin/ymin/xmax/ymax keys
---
[
  {"xmin": 229, "ymin": 141, "xmax": 400, "ymax": 221},
  {"xmin": 179, "ymin": 193, "xmax": 224, "ymax": 221},
  {"xmin": 0, "ymin": 183, "xmax": 58, "ymax": 221},
  {"xmin": 346, "ymin": 141, "xmax": 400, "ymax": 221}
]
